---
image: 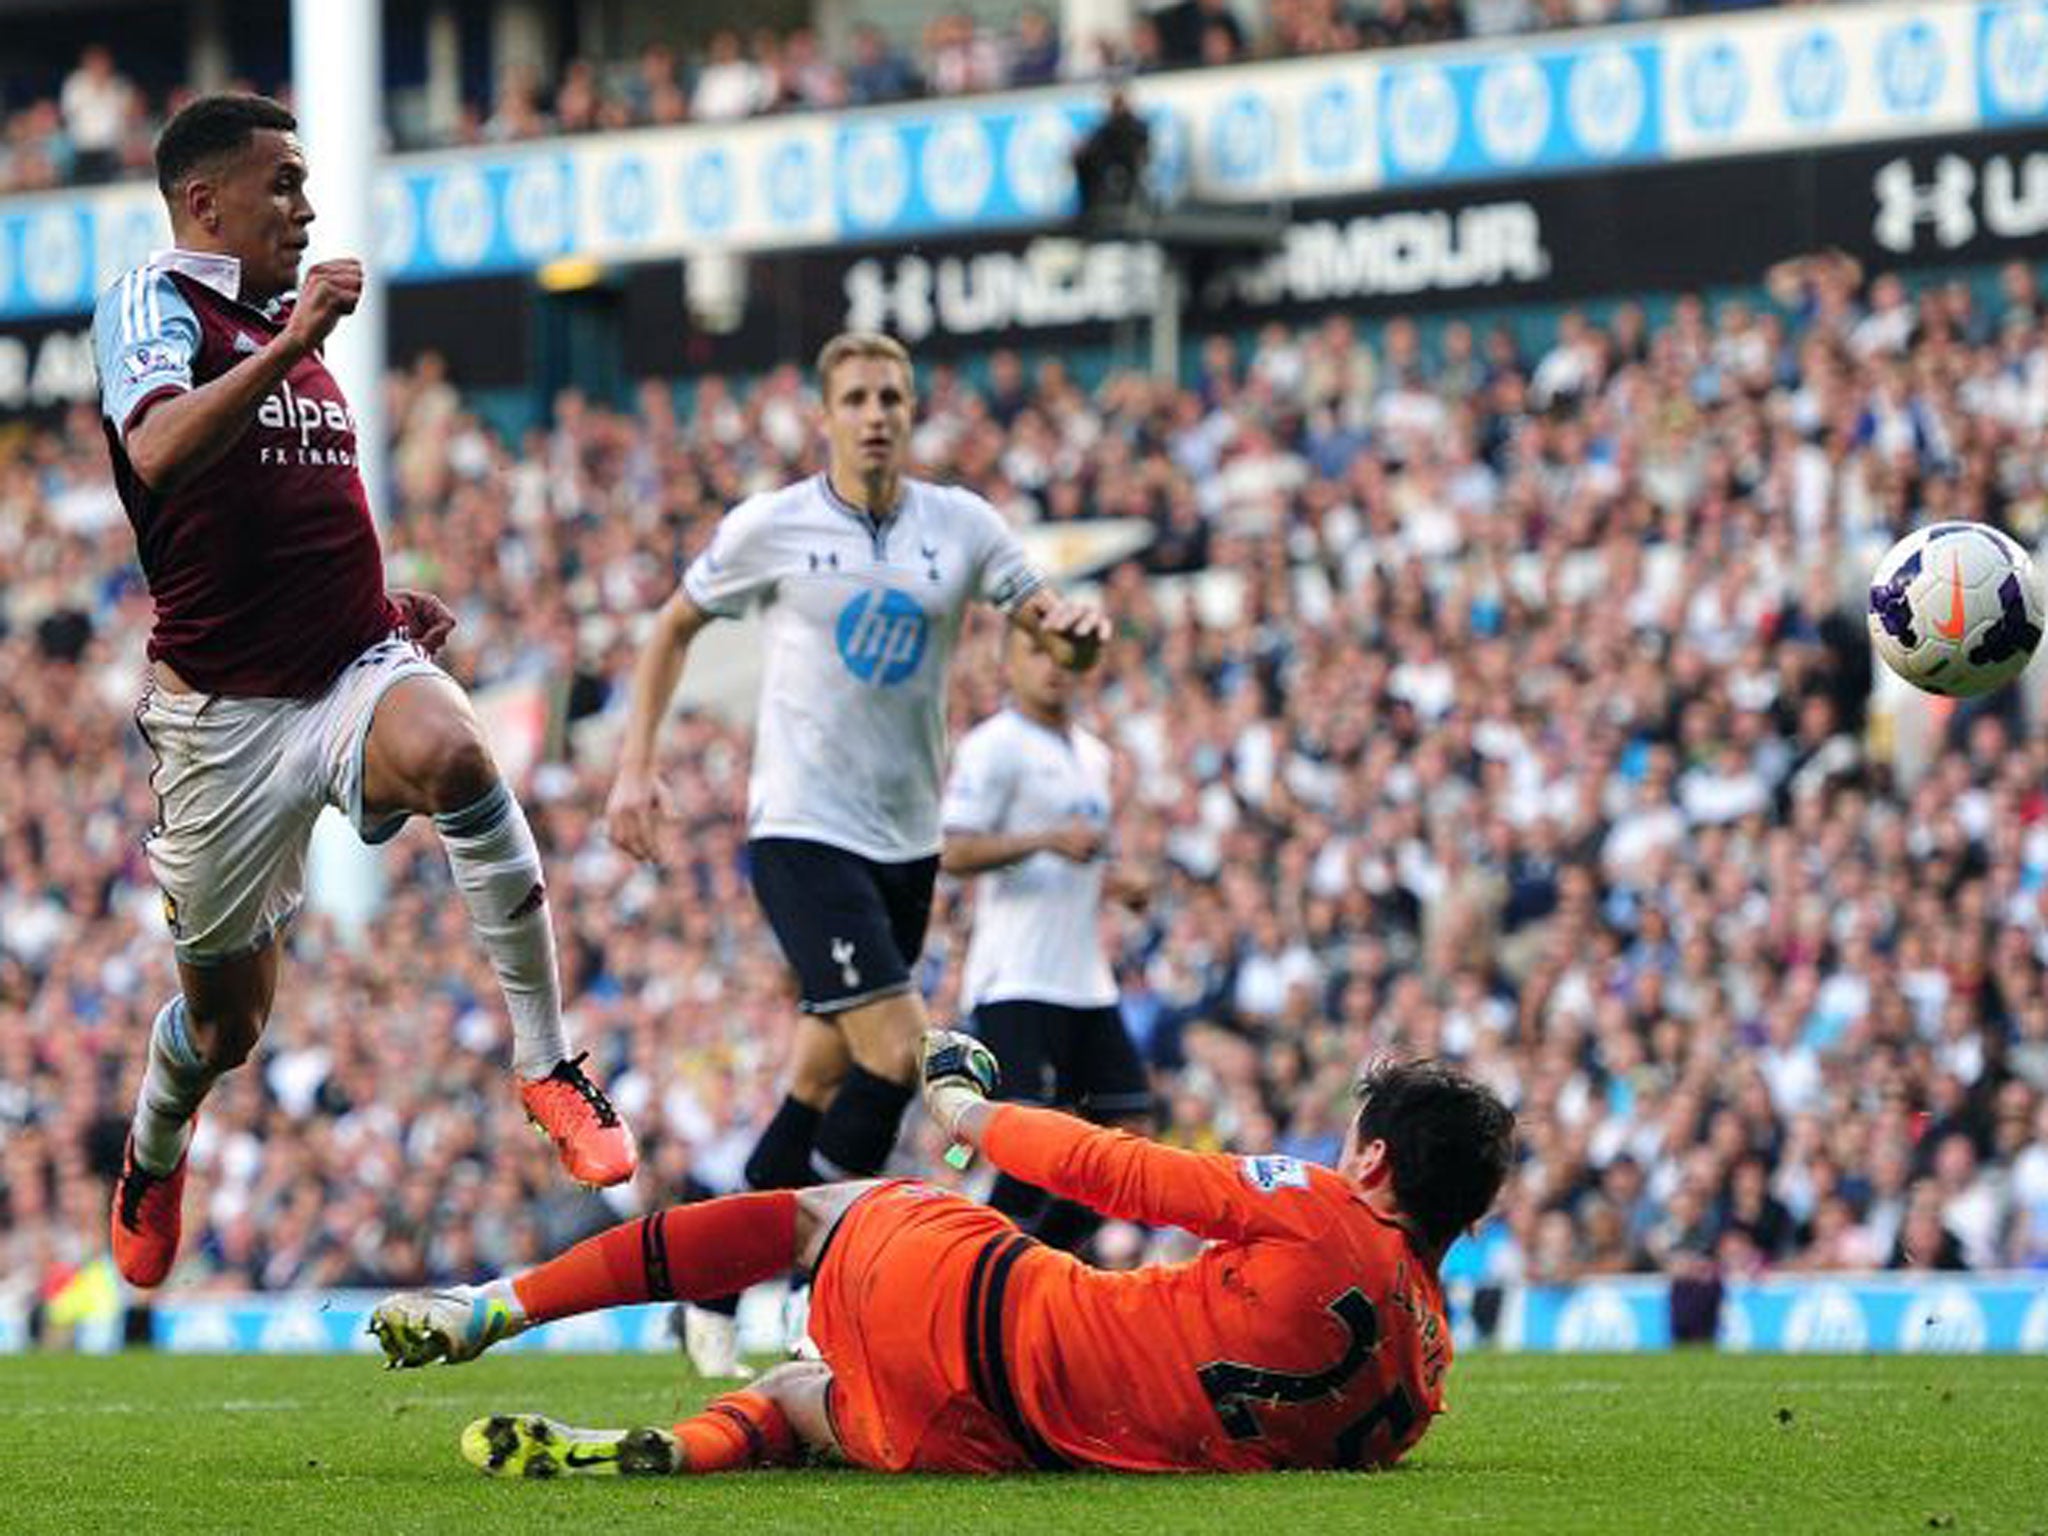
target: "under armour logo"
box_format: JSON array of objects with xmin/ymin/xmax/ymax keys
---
[
  {"xmin": 507, "ymin": 881, "xmax": 547, "ymax": 922},
  {"xmin": 809, "ymin": 550, "xmax": 841, "ymax": 572},
  {"xmin": 830, "ymin": 938, "xmax": 860, "ymax": 989},
  {"xmin": 1874, "ymin": 154, "xmax": 1976, "ymax": 252}
]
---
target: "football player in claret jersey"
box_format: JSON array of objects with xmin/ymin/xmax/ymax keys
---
[
  {"xmin": 942, "ymin": 626, "xmax": 1155, "ymax": 1252},
  {"xmin": 94, "ymin": 94, "xmax": 637, "ymax": 1290},
  {"xmin": 603, "ymin": 332, "xmax": 1112, "ymax": 1373},
  {"xmin": 371, "ymin": 1044, "xmax": 1514, "ymax": 1478}
]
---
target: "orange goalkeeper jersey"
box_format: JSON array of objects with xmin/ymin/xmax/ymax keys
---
[{"xmin": 979, "ymin": 1104, "xmax": 1453, "ymax": 1473}]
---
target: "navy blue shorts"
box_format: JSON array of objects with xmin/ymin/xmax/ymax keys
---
[
  {"xmin": 968, "ymin": 999, "xmax": 1151, "ymax": 1118},
  {"xmin": 748, "ymin": 837, "xmax": 938, "ymax": 1015}
]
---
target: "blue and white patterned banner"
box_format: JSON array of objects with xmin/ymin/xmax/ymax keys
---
[
  {"xmin": 1377, "ymin": 41, "xmax": 1660, "ymax": 186},
  {"xmin": 0, "ymin": 0, "xmax": 2042, "ymax": 319},
  {"xmin": 5, "ymin": 1273, "xmax": 2045, "ymax": 1354},
  {"xmin": 1978, "ymin": 0, "xmax": 2048, "ymax": 123},
  {"xmin": 1503, "ymin": 1274, "xmax": 2048, "ymax": 1352}
]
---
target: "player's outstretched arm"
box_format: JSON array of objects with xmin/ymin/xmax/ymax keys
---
[
  {"xmin": 923, "ymin": 1030, "xmax": 1325, "ymax": 1244},
  {"xmin": 125, "ymin": 258, "xmax": 362, "ymax": 494},
  {"xmin": 1010, "ymin": 586, "xmax": 1113, "ymax": 673},
  {"xmin": 604, "ymin": 587, "xmax": 714, "ymax": 862}
]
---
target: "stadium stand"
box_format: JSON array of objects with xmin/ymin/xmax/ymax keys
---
[
  {"xmin": 0, "ymin": 0, "xmax": 1788, "ymax": 190},
  {"xmin": 5, "ymin": 246, "xmax": 2048, "ymax": 1335}
]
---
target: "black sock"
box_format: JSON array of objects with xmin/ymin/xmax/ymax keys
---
[
  {"xmin": 988, "ymin": 1171, "xmax": 1050, "ymax": 1226},
  {"xmin": 745, "ymin": 1095, "xmax": 824, "ymax": 1192},
  {"xmin": 811, "ymin": 1065, "xmax": 915, "ymax": 1179}
]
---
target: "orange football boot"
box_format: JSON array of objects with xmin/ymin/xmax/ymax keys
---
[
  {"xmin": 110, "ymin": 1134, "xmax": 190, "ymax": 1288},
  {"xmin": 520, "ymin": 1052, "xmax": 639, "ymax": 1186}
]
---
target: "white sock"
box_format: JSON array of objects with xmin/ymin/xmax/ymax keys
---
[
  {"xmin": 130, "ymin": 996, "xmax": 213, "ymax": 1175},
  {"xmin": 472, "ymin": 1276, "xmax": 529, "ymax": 1330},
  {"xmin": 434, "ymin": 782, "xmax": 568, "ymax": 1078}
]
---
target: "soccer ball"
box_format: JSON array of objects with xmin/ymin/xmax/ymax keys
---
[{"xmin": 1867, "ymin": 522, "xmax": 2045, "ymax": 697}]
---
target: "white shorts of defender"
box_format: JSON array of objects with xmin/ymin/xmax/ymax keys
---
[{"xmin": 135, "ymin": 633, "xmax": 441, "ymax": 966}]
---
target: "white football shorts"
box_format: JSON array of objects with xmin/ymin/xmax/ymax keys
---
[{"xmin": 134, "ymin": 633, "xmax": 441, "ymax": 965}]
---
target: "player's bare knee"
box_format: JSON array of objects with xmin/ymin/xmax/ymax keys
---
[
  {"xmin": 749, "ymin": 1360, "xmax": 838, "ymax": 1456},
  {"xmin": 789, "ymin": 1022, "xmax": 849, "ymax": 1107},
  {"xmin": 187, "ymin": 1008, "xmax": 265, "ymax": 1072},
  {"xmin": 750, "ymin": 1359, "xmax": 829, "ymax": 1400},
  {"xmin": 422, "ymin": 730, "xmax": 496, "ymax": 814},
  {"xmin": 839, "ymin": 994, "xmax": 926, "ymax": 1085},
  {"xmin": 845, "ymin": 1029, "xmax": 918, "ymax": 1087}
]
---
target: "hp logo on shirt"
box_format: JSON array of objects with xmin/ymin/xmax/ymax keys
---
[{"xmin": 836, "ymin": 589, "xmax": 929, "ymax": 685}]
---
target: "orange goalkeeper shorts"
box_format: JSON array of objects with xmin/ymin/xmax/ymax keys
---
[{"xmin": 810, "ymin": 1179, "xmax": 1070, "ymax": 1473}]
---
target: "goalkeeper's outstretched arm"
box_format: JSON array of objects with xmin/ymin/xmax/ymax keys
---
[{"xmin": 920, "ymin": 1030, "xmax": 1327, "ymax": 1244}]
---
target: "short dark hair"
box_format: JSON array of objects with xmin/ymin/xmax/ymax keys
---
[
  {"xmin": 155, "ymin": 93, "xmax": 296, "ymax": 196},
  {"xmin": 1352, "ymin": 1058, "xmax": 1515, "ymax": 1253}
]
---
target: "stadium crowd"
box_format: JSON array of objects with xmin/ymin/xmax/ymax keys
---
[
  {"xmin": 6, "ymin": 0, "xmax": 1792, "ymax": 190},
  {"xmin": 5, "ymin": 249, "xmax": 2048, "ymax": 1330}
]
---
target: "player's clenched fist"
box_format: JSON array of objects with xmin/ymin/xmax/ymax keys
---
[
  {"xmin": 1038, "ymin": 597, "xmax": 1113, "ymax": 673},
  {"xmin": 920, "ymin": 1029, "xmax": 1000, "ymax": 1139},
  {"xmin": 284, "ymin": 258, "xmax": 364, "ymax": 353},
  {"xmin": 604, "ymin": 769, "xmax": 674, "ymax": 863},
  {"xmin": 1041, "ymin": 820, "xmax": 1107, "ymax": 863}
]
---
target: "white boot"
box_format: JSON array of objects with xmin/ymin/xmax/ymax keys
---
[
  {"xmin": 682, "ymin": 1303, "xmax": 753, "ymax": 1380},
  {"xmin": 784, "ymin": 1283, "xmax": 820, "ymax": 1360}
]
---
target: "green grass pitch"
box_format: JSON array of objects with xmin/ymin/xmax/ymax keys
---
[{"xmin": 4, "ymin": 1351, "xmax": 2044, "ymax": 1534}]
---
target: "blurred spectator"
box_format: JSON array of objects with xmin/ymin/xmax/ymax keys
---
[
  {"xmin": 628, "ymin": 42, "xmax": 690, "ymax": 125},
  {"xmin": 776, "ymin": 29, "xmax": 847, "ymax": 111},
  {"xmin": 693, "ymin": 31, "xmax": 769, "ymax": 122},
  {"xmin": 846, "ymin": 24, "xmax": 921, "ymax": 105},
  {"xmin": 923, "ymin": 10, "xmax": 1006, "ymax": 97},
  {"xmin": 552, "ymin": 58, "xmax": 605, "ymax": 134},
  {"xmin": 59, "ymin": 45, "xmax": 135, "ymax": 183},
  {"xmin": 1009, "ymin": 8, "xmax": 1065, "ymax": 87},
  {"xmin": 1363, "ymin": 0, "xmax": 1466, "ymax": 48},
  {"xmin": 1577, "ymin": 1195, "xmax": 1652, "ymax": 1273},
  {"xmin": 1719, "ymin": 1152, "xmax": 1796, "ymax": 1264},
  {"xmin": 1155, "ymin": 0, "xmax": 1249, "ymax": 65},
  {"xmin": 484, "ymin": 63, "xmax": 554, "ymax": 142},
  {"xmin": 1, "ymin": 100, "xmax": 70, "ymax": 192},
  {"xmin": 1888, "ymin": 1183, "xmax": 1970, "ymax": 1271}
]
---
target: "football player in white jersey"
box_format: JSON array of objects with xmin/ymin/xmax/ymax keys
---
[
  {"xmin": 606, "ymin": 332, "xmax": 1110, "ymax": 1371},
  {"xmin": 940, "ymin": 625, "xmax": 1154, "ymax": 1253}
]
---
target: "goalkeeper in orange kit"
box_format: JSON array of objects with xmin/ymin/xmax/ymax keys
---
[{"xmin": 371, "ymin": 1034, "xmax": 1514, "ymax": 1477}]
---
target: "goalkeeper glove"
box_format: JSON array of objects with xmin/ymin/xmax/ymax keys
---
[{"xmin": 921, "ymin": 1028, "xmax": 1000, "ymax": 1143}]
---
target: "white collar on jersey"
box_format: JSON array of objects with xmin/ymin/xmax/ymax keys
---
[
  {"xmin": 818, "ymin": 470, "xmax": 907, "ymax": 528},
  {"xmin": 149, "ymin": 248, "xmax": 295, "ymax": 319},
  {"xmin": 151, "ymin": 247, "xmax": 244, "ymax": 300}
]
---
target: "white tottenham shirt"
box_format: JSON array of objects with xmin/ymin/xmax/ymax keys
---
[
  {"xmin": 941, "ymin": 707, "xmax": 1118, "ymax": 1009},
  {"xmin": 683, "ymin": 473, "xmax": 1042, "ymax": 862}
]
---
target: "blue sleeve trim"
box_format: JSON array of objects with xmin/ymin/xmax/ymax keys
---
[{"xmin": 94, "ymin": 269, "xmax": 199, "ymax": 428}]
